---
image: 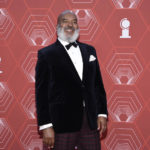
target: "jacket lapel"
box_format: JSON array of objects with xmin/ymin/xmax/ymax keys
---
[{"xmin": 55, "ymin": 40, "xmax": 83, "ymax": 85}]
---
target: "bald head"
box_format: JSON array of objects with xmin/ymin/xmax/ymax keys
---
[{"xmin": 57, "ymin": 10, "xmax": 77, "ymax": 26}]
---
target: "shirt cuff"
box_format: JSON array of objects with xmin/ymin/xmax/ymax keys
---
[
  {"xmin": 98, "ymin": 114, "xmax": 107, "ymax": 118},
  {"xmin": 39, "ymin": 123, "xmax": 53, "ymax": 130}
]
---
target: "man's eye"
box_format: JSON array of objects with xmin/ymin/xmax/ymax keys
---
[{"xmin": 63, "ymin": 20, "xmax": 68, "ymax": 23}]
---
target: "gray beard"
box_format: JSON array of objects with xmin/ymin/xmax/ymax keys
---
[{"xmin": 57, "ymin": 26, "xmax": 79, "ymax": 43}]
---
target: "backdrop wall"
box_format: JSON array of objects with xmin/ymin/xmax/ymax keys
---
[{"xmin": 0, "ymin": 0, "xmax": 150, "ymax": 150}]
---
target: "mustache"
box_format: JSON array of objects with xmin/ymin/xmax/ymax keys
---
[{"xmin": 64, "ymin": 26, "xmax": 75, "ymax": 31}]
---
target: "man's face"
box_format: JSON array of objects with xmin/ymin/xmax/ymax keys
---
[{"xmin": 59, "ymin": 13, "xmax": 79, "ymax": 38}]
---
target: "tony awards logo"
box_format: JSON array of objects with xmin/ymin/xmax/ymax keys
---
[{"xmin": 120, "ymin": 18, "xmax": 131, "ymax": 39}]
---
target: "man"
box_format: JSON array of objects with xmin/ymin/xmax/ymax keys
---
[{"xmin": 35, "ymin": 10, "xmax": 108, "ymax": 150}]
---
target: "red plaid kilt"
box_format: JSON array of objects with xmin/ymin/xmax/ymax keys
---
[{"xmin": 49, "ymin": 108, "xmax": 101, "ymax": 150}]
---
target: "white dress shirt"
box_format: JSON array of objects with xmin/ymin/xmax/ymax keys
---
[{"xmin": 39, "ymin": 38, "xmax": 107, "ymax": 130}]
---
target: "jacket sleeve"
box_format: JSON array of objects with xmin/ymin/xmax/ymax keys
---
[
  {"xmin": 94, "ymin": 49, "xmax": 108, "ymax": 116},
  {"xmin": 35, "ymin": 51, "xmax": 52, "ymax": 126}
]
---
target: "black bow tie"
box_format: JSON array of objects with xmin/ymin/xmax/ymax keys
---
[{"xmin": 65, "ymin": 42, "xmax": 78, "ymax": 50}]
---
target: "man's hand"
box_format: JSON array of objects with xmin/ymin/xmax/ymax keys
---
[
  {"xmin": 97, "ymin": 116, "xmax": 107, "ymax": 137},
  {"xmin": 42, "ymin": 127, "xmax": 55, "ymax": 149}
]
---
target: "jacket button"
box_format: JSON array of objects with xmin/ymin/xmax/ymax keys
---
[{"xmin": 82, "ymin": 84, "xmax": 85, "ymax": 88}]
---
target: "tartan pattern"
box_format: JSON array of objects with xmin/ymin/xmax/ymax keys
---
[{"xmin": 53, "ymin": 109, "xmax": 101, "ymax": 150}]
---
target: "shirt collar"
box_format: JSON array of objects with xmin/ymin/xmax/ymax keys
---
[
  {"xmin": 58, "ymin": 37, "xmax": 69, "ymax": 47},
  {"xmin": 58, "ymin": 37, "xmax": 77, "ymax": 47}
]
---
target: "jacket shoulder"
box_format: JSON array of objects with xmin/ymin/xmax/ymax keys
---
[
  {"xmin": 77, "ymin": 41, "xmax": 96, "ymax": 53},
  {"xmin": 38, "ymin": 42, "xmax": 56, "ymax": 55}
]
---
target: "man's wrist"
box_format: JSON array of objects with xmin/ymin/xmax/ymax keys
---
[
  {"xmin": 39, "ymin": 123, "xmax": 53, "ymax": 130},
  {"xmin": 98, "ymin": 114, "xmax": 107, "ymax": 118}
]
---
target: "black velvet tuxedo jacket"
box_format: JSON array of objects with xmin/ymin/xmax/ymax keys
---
[{"xmin": 35, "ymin": 39, "xmax": 108, "ymax": 133}]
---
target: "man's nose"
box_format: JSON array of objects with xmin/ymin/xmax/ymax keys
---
[{"xmin": 68, "ymin": 22, "xmax": 73, "ymax": 27}]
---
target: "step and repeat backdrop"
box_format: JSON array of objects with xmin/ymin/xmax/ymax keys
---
[{"xmin": 0, "ymin": 0, "xmax": 150, "ymax": 150}]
